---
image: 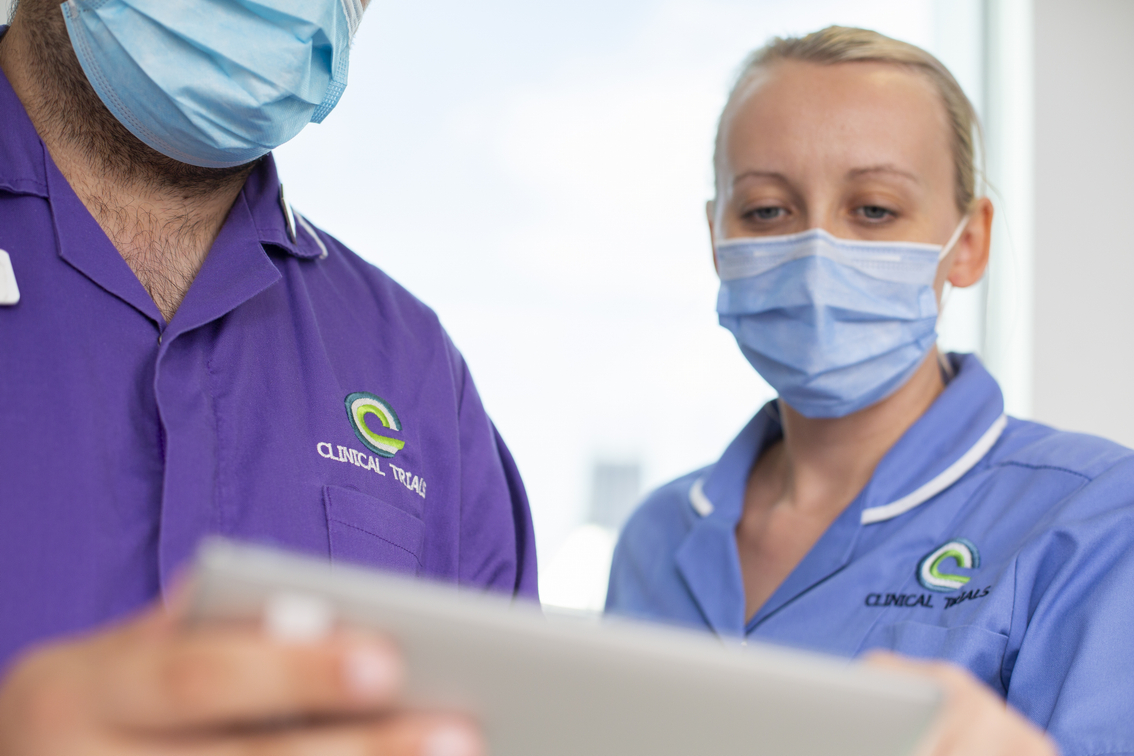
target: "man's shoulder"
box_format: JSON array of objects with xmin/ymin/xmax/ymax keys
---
[{"xmin": 288, "ymin": 219, "xmax": 449, "ymax": 343}]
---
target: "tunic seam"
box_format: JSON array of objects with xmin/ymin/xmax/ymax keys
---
[
  {"xmin": 453, "ymin": 346, "xmax": 469, "ymax": 583},
  {"xmin": 205, "ymin": 358, "xmax": 229, "ymax": 531},
  {"xmin": 1002, "ymin": 555, "xmax": 1022, "ymax": 694},
  {"xmin": 328, "ymin": 517, "xmax": 422, "ymax": 566},
  {"xmin": 0, "ymin": 180, "xmax": 48, "ymax": 198},
  {"xmin": 993, "ymin": 460, "xmax": 1093, "ymax": 482}
]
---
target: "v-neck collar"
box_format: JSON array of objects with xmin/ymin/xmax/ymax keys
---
[
  {"xmin": 45, "ymin": 155, "xmax": 166, "ymax": 326},
  {"xmin": 0, "ymin": 28, "xmax": 48, "ymax": 200},
  {"xmin": 674, "ymin": 405, "xmax": 781, "ymax": 637},
  {"xmin": 42, "ymin": 155, "xmax": 324, "ymax": 332},
  {"xmin": 1, "ymin": 49, "xmax": 329, "ymax": 334},
  {"xmin": 674, "ymin": 354, "xmax": 1006, "ymax": 637}
]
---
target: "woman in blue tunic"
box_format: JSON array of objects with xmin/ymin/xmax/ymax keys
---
[{"xmin": 606, "ymin": 27, "xmax": 1134, "ymax": 756}]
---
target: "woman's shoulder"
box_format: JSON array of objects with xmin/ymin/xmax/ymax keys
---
[
  {"xmin": 977, "ymin": 417, "xmax": 1134, "ymax": 534},
  {"xmin": 606, "ymin": 467, "xmax": 715, "ymax": 622},
  {"xmin": 616, "ymin": 468, "xmax": 710, "ymax": 554},
  {"xmin": 990, "ymin": 416, "xmax": 1134, "ymax": 482}
]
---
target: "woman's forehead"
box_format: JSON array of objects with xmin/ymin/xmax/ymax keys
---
[{"xmin": 721, "ymin": 59, "xmax": 953, "ymax": 186}]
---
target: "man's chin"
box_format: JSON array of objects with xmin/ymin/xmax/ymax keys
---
[
  {"xmin": 14, "ymin": 0, "xmax": 258, "ymax": 193},
  {"xmin": 114, "ymin": 137, "xmax": 263, "ymax": 194}
]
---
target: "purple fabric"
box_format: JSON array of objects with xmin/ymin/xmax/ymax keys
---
[{"xmin": 0, "ymin": 51, "xmax": 538, "ymax": 670}]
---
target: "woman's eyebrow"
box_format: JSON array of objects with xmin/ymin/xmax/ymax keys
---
[
  {"xmin": 732, "ymin": 170, "xmax": 789, "ymax": 186},
  {"xmin": 846, "ymin": 164, "xmax": 920, "ymax": 183}
]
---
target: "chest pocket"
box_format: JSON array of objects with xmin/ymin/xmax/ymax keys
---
[
  {"xmin": 323, "ymin": 485, "xmax": 426, "ymax": 576},
  {"xmin": 859, "ymin": 621, "xmax": 1010, "ymax": 695}
]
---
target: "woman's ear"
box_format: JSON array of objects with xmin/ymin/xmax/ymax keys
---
[
  {"xmin": 947, "ymin": 197, "xmax": 994, "ymax": 288},
  {"xmin": 706, "ymin": 200, "xmax": 719, "ymax": 274}
]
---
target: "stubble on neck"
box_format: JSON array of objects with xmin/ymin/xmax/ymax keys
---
[{"xmin": 0, "ymin": 1, "xmax": 259, "ymax": 321}]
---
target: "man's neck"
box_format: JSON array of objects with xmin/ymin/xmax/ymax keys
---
[
  {"xmin": 48, "ymin": 146, "xmax": 247, "ymax": 324},
  {"xmin": 0, "ymin": 17, "xmax": 252, "ymax": 323}
]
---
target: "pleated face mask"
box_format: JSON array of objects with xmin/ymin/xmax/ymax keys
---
[
  {"xmin": 62, "ymin": 0, "xmax": 365, "ymax": 169},
  {"xmin": 715, "ymin": 220, "xmax": 966, "ymax": 419}
]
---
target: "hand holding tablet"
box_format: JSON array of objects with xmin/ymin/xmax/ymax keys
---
[
  {"xmin": 185, "ymin": 538, "xmax": 941, "ymax": 756},
  {"xmin": 0, "ymin": 569, "xmax": 479, "ymax": 756}
]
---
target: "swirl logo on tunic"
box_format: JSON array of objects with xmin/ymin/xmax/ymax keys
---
[
  {"xmin": 917, "ymin": 538, "xmax": 980, "ymax": 592},
  {"xmin": 345, "ymin": 392, "xmax": 405, "ymax": 458}
]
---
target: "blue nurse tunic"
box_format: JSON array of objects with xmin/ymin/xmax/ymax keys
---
[{"xmin": 607, "ymin": 353, "xmax": 1134, "ymax": 755}]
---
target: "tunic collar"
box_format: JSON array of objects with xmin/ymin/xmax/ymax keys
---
[
  {"xmin": 0, "ymin": 38, "xmax": 325, "ymax": 263},
  {"xmin": 675, "ymin": 353, "xmax": 1007, "ymax": 636},
  {"xmin": 0, "ymin": 27, "xmax": 49, "ymax": 200}
]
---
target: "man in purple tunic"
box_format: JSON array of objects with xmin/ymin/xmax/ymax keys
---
[{"xmin": 0, "ymin": 0, "xmax": 535, "ymax": 753}]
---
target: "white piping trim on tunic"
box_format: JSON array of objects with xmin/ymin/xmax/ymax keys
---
[
  {"xmin": 860, "ymin": 413, "xmax": 1008, "ymax": 525},
  {"xmin": 295, "ymin": 212, "xmax": 329, "ymax": 260},
  {"xmin": 689, "ymin": 476, "xmax": 714, "ymax": 517}
]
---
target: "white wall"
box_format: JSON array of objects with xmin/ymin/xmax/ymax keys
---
[
  {"xmin": 932, "ymin": 0, "xmax": 990, "ymax": 360},
  {"xmin": 1032, "ymin": 0, "xmax": 1134, "ymax": 446},
  {"xmin": 980, "ymin": 0, "xmax": 1035, "ymax": 419},
  {"xmin": 1, "ymin": 0, "xmax": 14, "ymax": 25}
]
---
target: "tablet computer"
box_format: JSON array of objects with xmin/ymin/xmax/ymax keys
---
[{"xmin": 186, "ymin": 538, "xmax": 940, "ymax": 756}]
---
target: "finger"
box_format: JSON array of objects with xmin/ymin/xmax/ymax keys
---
[
  {"xmin": 864, "ymin": 653, "xmax": 1057, "ymax": 756},
  {"xmin": 96, "ymin": 628, "xmax": 403, "ymax": 731},
  {"xmin": 863, "ymin": 650, "xmax": 947, "ymax": 674},
  {"xmin": 157, "ymin": 571, "xmax": 196, "ymax": 627},
  {"xmin": 148, "ymin": 716, "xmax": 482, "ymax": 756},
  {"xmin": 863, "ymin": 651, "xmax": 977, "ymax": 697},
  {"xmin": 862, "ymin": 653, "xmax": 957, "ymax": 756}
]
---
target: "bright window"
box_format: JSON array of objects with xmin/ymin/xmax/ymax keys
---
[{"xmin": 270, "ymin": 0, "xmax": 988, "ymax": 610}]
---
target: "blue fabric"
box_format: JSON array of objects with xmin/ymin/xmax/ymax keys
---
[
  {"xmin": 607, "ymin": 354, "xmax": 1134, "ymax": 755},
  {"xmin": 716, "ymin": 228, "xmax": 944, "ymax": 418},
  {"xmin": 61, "ymin": 0, "xmax": 362, "ymax": 168}
]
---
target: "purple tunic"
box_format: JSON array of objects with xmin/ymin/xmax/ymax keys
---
[{"xmin": 0, "ymin": 49, "xmax": 537, "ymax": 670}]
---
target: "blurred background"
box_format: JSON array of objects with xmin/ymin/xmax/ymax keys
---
[{"xmin": 5, "ymin": 0, "xmax": 1129, "ymax": 611}]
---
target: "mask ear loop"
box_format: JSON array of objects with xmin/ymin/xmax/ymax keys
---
[
  {"xmin": 937, "ymin": 215, "xmax": 971, "ymax": 262},
  {"xmin": 342, "ymin": 0, "xmax": 365, "ymax": 37},
  {"xmin": 935, "ymin": 215, "xmax": 971, "ymax": 382},
  {"xmin": 936, "ymin": 215, "xmax": 971, "ymax": 316}
]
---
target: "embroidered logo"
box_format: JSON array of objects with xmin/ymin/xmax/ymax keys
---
[
  {"xmin": 917, "ymin": 538, "xmax": 980, "ymax": 592},
  {"xmin": 344, "ymin": 392, "xmax": 405, "ymax": 458}
]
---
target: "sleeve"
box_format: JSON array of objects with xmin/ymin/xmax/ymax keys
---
[
  {"xmin": 605, "ymin": 481, "xmax": 670, "ymax": 618},
  {"xmin": 604, "ymin": 475, "xmax": 708, "ymax": 630},
  {"xmin": 605, "ymin": 525, "xmax": 641, "ymax": 614},
  {"xmin": 448, "ymin": 338, "xmax": 539, "ymax": 600},
  {"xmin": 1004, "ymin": 464, "xmax": 1134, "ymax": 756},
  {"xmin": 490, "ymin": 423, "xmax": 539, "ymax": 599},
  {"xmin": 605, "ymin": 508, "xmax": 666, "ymax": 617}
]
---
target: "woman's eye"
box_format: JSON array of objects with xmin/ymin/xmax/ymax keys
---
[
  {"xmin": 748, "ymin": 206, "xmax": 785, "ymax": 221},
  {"xmin": 859, "ymin": 205, "xmax": 893, "ymax": 220}
]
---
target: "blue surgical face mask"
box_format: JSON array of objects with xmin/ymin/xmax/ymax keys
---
[
  {"xmin": 715, "ymin": 220, "xmax": 967, "ymax": 419},
  {"xmin": 62, "ymin": 0, "xmax": 365, "ymax": 169}
]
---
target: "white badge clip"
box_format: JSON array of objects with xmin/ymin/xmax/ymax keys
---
[{"xmin": 0, "ymin": 250, "xmax": 19, "ymax": 306}]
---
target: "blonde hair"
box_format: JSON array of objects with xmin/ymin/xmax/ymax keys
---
[{"xmin": 714, "ymin": 26, "xmax": 983, "ymax": 214}]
